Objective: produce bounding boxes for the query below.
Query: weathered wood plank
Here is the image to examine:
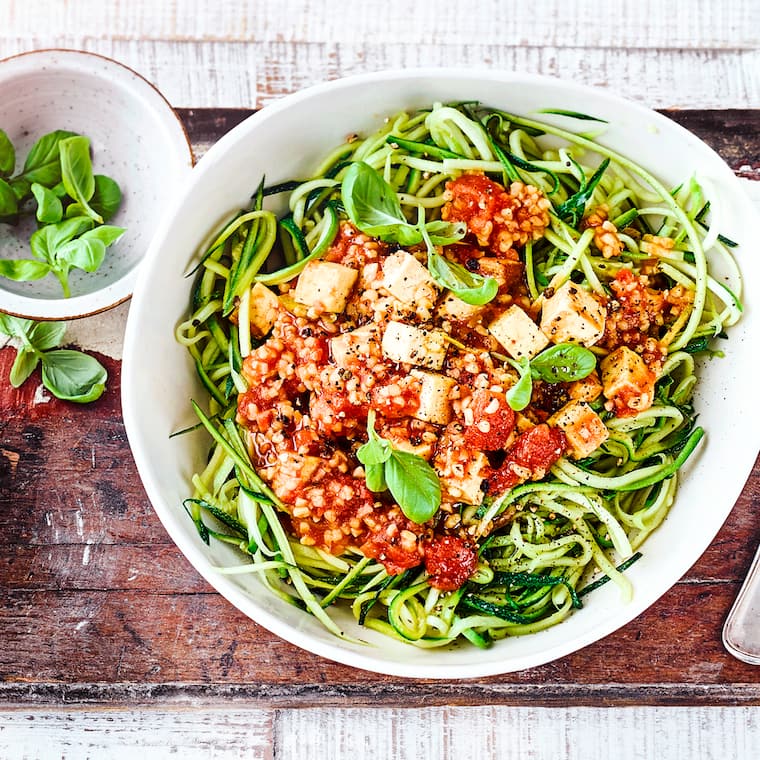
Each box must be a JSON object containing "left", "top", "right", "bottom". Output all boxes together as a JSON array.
[
  {"left": 0, "top": 707, "right": 274, "bottom": 760},
  {"left": 1, "top": 39, "right": 758, "bottom": 110}
]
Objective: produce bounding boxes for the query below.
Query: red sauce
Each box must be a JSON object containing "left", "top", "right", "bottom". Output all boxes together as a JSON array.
[
  {"left": 360, "top": 509, "right": 424, "bottom": 575},
  {"left": 424, "top": 535, "right": 478, "bottom": 591},
  {"left": 462, "top": 389, "right": 516, "bottom": 450},
  {"left": 488, "top": 424, "right": 567, "bottom": 493}
]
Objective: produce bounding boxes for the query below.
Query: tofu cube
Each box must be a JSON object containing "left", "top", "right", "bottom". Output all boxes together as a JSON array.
[
  {"left": 293, "top": 260, "right": 358, "bottom": 313},
  {"left": 436, "top": 291, "right": 484, "bottom": 323},
  {"left": 441, "top": 451, "right": 489, "bottom": 505},
  {"left": 540, "top": 281, "right": 606, "bottom": 347},
  {"left": 330, "top": 324, "right": 381, "bottom": 368},
  {"left": 410, "top": 370, "right": 457, "bottom": 425},
  {"left": 381, "top": 250, "right": 439, "bottom": 319},
  {"left": 600, "top": 346, "right": 656, "bottom": 415},
  {"left": 384, "top": 432, "right": 434, "bottom": 461},
  {"left": 488, "top": 305, "right": 549, "bottom": 360},
  {"left": 381, "top": 321, "right": 447, "bottom": 370},
  {"left": 248, "top": 282, "right": 280, "bottom": 338},
  {"left": 549, "top": 400, "right": 609, "bottom": 458},
  {"left": 567, "top": 370, "right": 603, "bottom": 403}
]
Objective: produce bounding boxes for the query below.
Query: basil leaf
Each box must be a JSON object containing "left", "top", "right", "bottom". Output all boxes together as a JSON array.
[
  {"left": 0, "top": 177, "right": 18, "bottom": 217},
  {"left": 0, "top": 258, "right": 51, "bottom": 281},
  {"left": 81, "top": 224, "right": 125, "bottom": 247},
  {"left": 356, "top": 409, "right": 392, "bottom": 466},
  {"left": 9, "top": 348, "right": 39, "bottom": 388},
  {"left": 364, "top": 462, "right": 388, "bottom": 493},
  {"left": 425, "top": 220, "right": 467, "bottom": 246},
  {"left": 0, "top": 129, "right": 15, "bottom": 177},
  {"left": 341, "top": 161, "right": 414, "bottom": 240},
  {"left": 21, "top": 130, "right": 78, "bottom": 186},
  {"left": 385, "top": 450, "right": 441, "bottom": 524},
  {"left": 9, "top": 177, "right": 31, "bottom": 201},
  {"left": 31, "top": 182, "right": 63, "bottom": 224},
  {"left": 427, "top": 250, "right": 498, "bottom": 306},
  {"left": 555, "top": 158, "right": 610, "bottom": 227},
  {"left": 40, "top": 349, "right": 107, "bottom": 403},
  {"left": 28, "top": 321, "right": 67, "bottom": 351},
  {"left": 90, "top": 174, "right": 122, "bottom": 221},
  {"left": 506, "top": 357, "right": 533, "bottom": 411},
  {"left": 0, "top": 314, "right": 34, "bottom": 339},
  {"left": 529, "top": 343, "right": 597, "bottom": 383},
  {"left": 59, "top": 136, "right": 103, "bottom": 223},
  {"left": 55, "top": 237, "right": 106, "bottom": 273}
]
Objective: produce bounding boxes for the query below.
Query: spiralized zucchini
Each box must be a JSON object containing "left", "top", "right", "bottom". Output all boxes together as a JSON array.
[{"left": 175, "top": 102, "right": 742, "bottom": 648}]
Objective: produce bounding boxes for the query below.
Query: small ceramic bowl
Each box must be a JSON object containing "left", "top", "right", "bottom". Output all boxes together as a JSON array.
[{"left": 0, "top": 49, "right": 193, "bottom": 320}]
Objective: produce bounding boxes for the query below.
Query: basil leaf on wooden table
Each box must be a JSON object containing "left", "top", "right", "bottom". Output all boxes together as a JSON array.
[
  {"left": 40, "top": 349, "right": 107, "bottom": 403},
  {"left": 9, "top": 348, "right": 39, "bottom": 388},
  {"left": 59, "top": 136, "right": 103, "bottom": 223},
  {"left": 31, "top": 182, "right": 63, "bottom": 224},
  {"left": 0, "top": 129, "right": 15, "bottom": 177}
]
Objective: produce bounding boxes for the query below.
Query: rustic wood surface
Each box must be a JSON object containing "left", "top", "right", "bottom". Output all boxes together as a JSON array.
[{"left": 1, "top": 108, "right": 758, "bottom": 712}]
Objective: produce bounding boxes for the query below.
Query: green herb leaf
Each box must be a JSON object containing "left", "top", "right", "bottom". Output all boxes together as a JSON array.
[
  {"left": 364, "top": 462, "right": 388, "bottom": 492},
  {"left": 356, "top": 410, "right": 393, "bottom": 466},
  {"left": 89, "top": 174, "right": 122, "bottom": 221},
  {"left": 506, "top": 357, "right": 533, "bottom": 411},
  {"left": 40, "top": 349, "right": 107, "bottom": 403},
  {"left": 59, "top": 136, "right": 103, "bottom": 223},
  {"left": 385, "top": 450, "right": 441, "bottom": 524},
  {"left": 427, "top": 250, "right": 498, "bottom": 305},
  {"left": 555, "top": 158, "right": 610, "bottom": 227},
  {"left": 28, "top": 321, "right": 67, "bottom": 351},
  {"left": 9, "top": 348, "right": 39, "bottom": 388},
  {"left": 529, "top": 343, "right": 597, "bottom": 383},
  {"left": 0, "top": 258, "right": 51, "bottom": 281},
  {"left": 31, "top": 182, "right": 63, "bottom": 224},
  {"left": 21, "top": 130, "right": 78, "bottom": 186},
  {"left": 0, "top": 314, "right": 33, "bottom": 339},
  {"left": 0, "top": 177, "right": 19, "bottom": 217},
  {"left": 341, "top": 161, "right": 411, "bottom": 240},
  {"left": 54, "top": 226, "right": 124, "bottom": 273},
  {"left": 0, "top": 129, "right": 15, "bottom": 177},
  {"left": 424, "top": 220, "right": 467, "bottom": 245},
  {"left": 29, "top": 216, "right": 95, "bottom": 264}
]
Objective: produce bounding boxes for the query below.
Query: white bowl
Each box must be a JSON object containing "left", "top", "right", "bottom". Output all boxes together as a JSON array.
[
  {"left": 122, "top": 69, "right": 760, "bottom": 678},
  {"left": 0, "top": 49, "right": 193, "bottom": 320}
]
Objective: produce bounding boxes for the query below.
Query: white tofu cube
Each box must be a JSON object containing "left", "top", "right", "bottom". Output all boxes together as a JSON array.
[
  {"left": 549, "top": 400, "right": 609, "bottom": 458},
  {"left": 330, "top": 324, "right": 381, "bottom": 368},
  {"left": 436, "top": 291, "right": 484, "bottom": 323},
  {"left": 600, "top": 346, "right": 656, "bottom": 415},
  {"left": 410, "top": 370, "right": 457, "bottom": 425},
  {"left": 248, "top": 282, "right": 280, "bottom": 338},
  {"left": 381, "top": 321, "right": 448, "bottom": 370},
  {"left": 567, "top": 370, "right": 603, "bottom": 403},
  {"left": 488, "top": 305, "right": 549, "bottom": 360},
  {"left": 381, "top": 250, "right": 439, "bottom": 319},
  {"left": 540, "top": 281, "right": 606, "bottom": 347},
  {"left": 441, "top": 451, "right": 489, "bottom": 505},
  {"left": 293, "top": 260, "right": 358, "bottom": 313}
]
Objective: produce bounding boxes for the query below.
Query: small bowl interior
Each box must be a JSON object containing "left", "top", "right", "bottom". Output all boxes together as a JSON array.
[{"left": 0, "top": 51, "right": 192, "bottom": 317}]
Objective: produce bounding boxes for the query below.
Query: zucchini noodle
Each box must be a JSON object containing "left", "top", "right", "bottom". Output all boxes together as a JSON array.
[{"left": 176, "top": 102, "right": 742, "bottom": 650}]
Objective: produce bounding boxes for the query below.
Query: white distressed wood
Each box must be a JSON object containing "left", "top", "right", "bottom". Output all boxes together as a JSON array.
[
  {"left": 0, "top": 708, "right": 273, "bottom": 759},
  {"left": 2, "top": 0, "right": 758, "bottom": 50},
  {"left": 275, "top": 705, "right": 760, "bottom": 760},
  {"left": 1, "top": 38, "right": 758, "bottom": 109}
]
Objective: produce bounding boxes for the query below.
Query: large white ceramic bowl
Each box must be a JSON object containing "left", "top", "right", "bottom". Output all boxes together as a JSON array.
[
  {"left": 122, "top": 69, "right": 759, "bottom": 678},
  {"left": 0, "top": 49, "right": 193, "bottom": 319}
]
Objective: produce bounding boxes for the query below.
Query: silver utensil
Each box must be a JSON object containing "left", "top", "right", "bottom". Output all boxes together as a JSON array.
[{"left": 723, "top": 543, "right": 760, "bottom": 664}]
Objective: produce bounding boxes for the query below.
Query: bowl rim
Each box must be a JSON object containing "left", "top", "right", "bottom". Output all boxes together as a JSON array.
[
  {"left": 123, "top": 67, "right": 760, "bottom": 678},
  {"left": 0, "top": 48, "right": 194, "bottom": 321}
]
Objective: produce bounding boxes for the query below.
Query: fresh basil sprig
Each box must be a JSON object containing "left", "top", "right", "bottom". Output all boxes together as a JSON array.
[
  {"left": 555, "top": 158, "right": 610, "bottom": 227},
  {"left": 341, "top": 161, "right": 498, "bottom": 305},
  {"left": 0, "top": 314, "right": 107, "bottom": 403},
  {"left": 356, "top": 410, "right": 441, "bottom": 524},
  {"left": 505, "top": 342, "right": 597, "bottom": 411},
  {"left": 0, "top": 129, "right": 124, "bottom": 295}
]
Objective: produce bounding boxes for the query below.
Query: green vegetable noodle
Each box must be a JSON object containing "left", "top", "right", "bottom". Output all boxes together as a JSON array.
[{"left": 176, "top": 101, "right": 743, "bottom": 650}]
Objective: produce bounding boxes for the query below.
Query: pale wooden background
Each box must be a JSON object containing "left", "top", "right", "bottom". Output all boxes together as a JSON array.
[{"left": 1, "top": 1, "right": 759, "bottom": 758}]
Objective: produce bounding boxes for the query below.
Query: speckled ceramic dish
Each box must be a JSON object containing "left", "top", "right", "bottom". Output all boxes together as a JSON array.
[{"left": 0, "top": 49, "right": 193, "bottom": 320}]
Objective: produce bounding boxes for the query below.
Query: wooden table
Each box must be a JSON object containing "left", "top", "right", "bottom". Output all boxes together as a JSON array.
[{"left": 1, "top": 2, "right": 760, "bottom": 757}]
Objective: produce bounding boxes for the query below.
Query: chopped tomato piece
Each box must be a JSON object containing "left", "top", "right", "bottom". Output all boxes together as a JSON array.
[
  {"left": 424, "top": 535, "right": 478, "bottom": 591},
  {"left": 488, "top": 424, "right": 567, "bottom": 493},
  {"left": 463, "top": 389, "right": 516, "bottom": 450}
]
